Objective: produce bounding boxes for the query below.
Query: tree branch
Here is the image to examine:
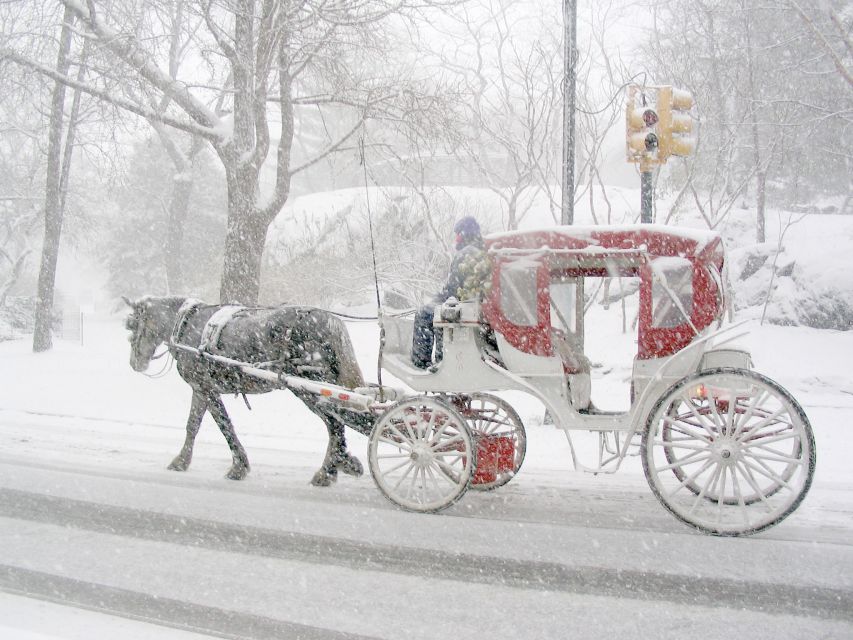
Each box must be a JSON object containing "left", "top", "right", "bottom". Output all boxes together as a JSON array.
[
  {"left": 62, "top": 0, "right": 223, "bottom": 129},
  {"left": 1, "top": 49, "right": 221, "bottom": 140}
]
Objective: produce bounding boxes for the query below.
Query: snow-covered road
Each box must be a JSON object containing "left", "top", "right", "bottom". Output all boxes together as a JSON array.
[{"left": 1, "top": 316, "right": 852, "bottom": 638}]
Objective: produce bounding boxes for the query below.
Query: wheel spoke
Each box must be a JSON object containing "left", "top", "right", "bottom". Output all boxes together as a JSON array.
[
  {"left": 735, "top": 460, "right": 775, "bottom": 511},
  {"left": 678, "top": 394, "right": 718, "bottom": 437},
  {"left": 425, "top": 408, "right": 438, "bottom": 436},
  {"left": 433, "top": 452, "right": 464, "bottom": 462},
  {"left": 688, "top": 463, "right": 722, "bottom": 514},
  {"left": 435, "top": 458, "right": 462, "bottom": 484},
  {"left": 655, "top": 438, "right": 710, "bottom": 452},
  {"left": 378, "top": 434, "right": 412, "bottom": 450},
  {"left": 379, "top": 458, "right": 413, "bottom": 476},
  {"left": 425, "top": 464, "right": 443, "bottom": 494},
  {"left": 705, "top": 390, "right": 726, "bottom": 432},
  {"left": 667, "top": 458, "right": 714, "bottom": 499},
  {"left": 655, "top": 451, "right": 712, "bottom": 473},
  {"left": 745, "top": 450, "right": 805, "bottom": 466},
  {"left": 390, "top": 461, "right": 415, "bottom": 490},
  {"left": 725, "top": 384, "right": 738, "bottom": 435},
  {"left": 730, "top": 466, "right": 751, "bottom": 527},
  {"left": 732, "top": 389, "right": 770, "bottom": 439},
  {"left": 740, "top": 457, "right": 794, "bottom": 493},
  {"left": 386, "top": 421, "right": 413, "bottom": 447},
  {"left": 377, "top": 452, "right": 412, "bottom": 459},
  {"left": 741, "top": 431, "right": 797, "bottom": 449},
  {"left": 432, "top": 434, "right": 464, "bottom": 451},
  {"left": 716, "top": 465, "right": 727, "bottom": 523},
  {"left": 405, "top": 464, "right": 420, "bottom": 501},
  {"left": 738, "top": 405, "right": 790, "bottom": 441},
  {"left": 663, "top": 414, "right": 712, "bottom": 443}
]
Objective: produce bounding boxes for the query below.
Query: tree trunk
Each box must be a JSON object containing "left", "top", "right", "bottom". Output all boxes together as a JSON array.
[
  {"left": 219, "top": 209, "right": 268, "bottom": 305},
  {"left": 755, "top": 169, "right": 767, "bottom": 243},
  {"left": 33, "top": 5, "right": 74, "bottom": 352},
  {"left": 742, "top": 1, "right": 766, "bottom": 244},
  {"left": 164, "top": 173, "right": 194, "bottom": 294},
  {"left": 219, "top": 167, "right": 267, "bottom": 304}
]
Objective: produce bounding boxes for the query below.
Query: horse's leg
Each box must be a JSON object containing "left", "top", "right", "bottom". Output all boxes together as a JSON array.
[
  {"left": 206, "top": 394, "right": 251, "bottom": 480},
  {"left": 328, "top": 417, "right": 364, "bottom": 477},
  {"left": 295, "top": 392, "right": 363, "bottom": 487},
  {"left": 168, "top": 390, "right": 208, "bottom": 472},
  {"left": 312, "top": 418, "right": 364, "bottom": 487}
]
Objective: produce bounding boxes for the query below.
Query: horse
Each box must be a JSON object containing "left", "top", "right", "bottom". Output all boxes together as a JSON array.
[{"left": 123, "top": 295, "right": 370, "bottom": 486}]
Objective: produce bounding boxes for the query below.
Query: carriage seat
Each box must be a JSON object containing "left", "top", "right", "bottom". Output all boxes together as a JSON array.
[{"left": 551, "top": 328, "right": 591, "bottom": 410}]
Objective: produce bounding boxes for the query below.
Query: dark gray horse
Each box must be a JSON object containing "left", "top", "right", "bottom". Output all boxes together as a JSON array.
[{"left": 124, "top": 295, "right": 369, "bottom": 485}]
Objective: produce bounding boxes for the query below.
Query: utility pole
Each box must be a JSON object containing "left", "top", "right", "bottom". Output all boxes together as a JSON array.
[{"left": 561, "top": 0, "right": 577, "bottom": 225}]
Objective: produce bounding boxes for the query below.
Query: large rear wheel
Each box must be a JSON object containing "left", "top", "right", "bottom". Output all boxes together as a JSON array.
[
  {"left": 368, "top": 396, "right": 475, "bottom": 512},
  {"left": 642, "top": 368, "right": 815, "bottom": 536}
]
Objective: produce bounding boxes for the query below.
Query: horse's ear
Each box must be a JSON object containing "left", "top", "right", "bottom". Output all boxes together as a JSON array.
[{"left": 121, "top": 296, "right": 134, "bottom": 308}]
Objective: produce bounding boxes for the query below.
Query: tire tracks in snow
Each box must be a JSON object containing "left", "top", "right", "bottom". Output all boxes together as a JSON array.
[
  {"left": 0, "top": 565, "right": 378, "bottom": 640},
  {"left": 1, "top": 487, "right": 851, "bottom": 623}
]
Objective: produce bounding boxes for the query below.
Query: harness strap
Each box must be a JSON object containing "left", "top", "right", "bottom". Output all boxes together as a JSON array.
[
  {"left": 170, "top": 298, "right": 203, "bottom": 351},
  {"left": 199, "top": 305, "right": 244, "bottom": 352}
]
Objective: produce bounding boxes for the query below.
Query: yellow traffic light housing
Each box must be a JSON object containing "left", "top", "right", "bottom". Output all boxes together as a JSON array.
[
  {"left": 626, "top": 85, "right": 696, "bottom": 167},
  {"left": 657, "top": 86, "right": 695, "bottom": 161},
  {"left": 626, "top": 86, "right": 660, "bottom": 168}
]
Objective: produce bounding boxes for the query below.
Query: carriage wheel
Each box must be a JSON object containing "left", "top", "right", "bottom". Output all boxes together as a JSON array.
[
  {"left": 368, "top": 396, "right": 475, "bottom": 513},
  {"left": 642, "top": 368, "right": 815, "bottom": 536},
  {"left": 452, "top": 393, "right": 526, "bottom": 491}
]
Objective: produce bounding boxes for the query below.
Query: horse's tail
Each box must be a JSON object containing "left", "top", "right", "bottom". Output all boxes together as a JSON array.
[{"left": 324, "top": 313, "right": 364, "bottom": 389}]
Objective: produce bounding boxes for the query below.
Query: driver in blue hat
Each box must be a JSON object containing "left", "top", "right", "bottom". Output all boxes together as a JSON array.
[{"left": 411, "top": 216, "right": 484, "bottom": 369}]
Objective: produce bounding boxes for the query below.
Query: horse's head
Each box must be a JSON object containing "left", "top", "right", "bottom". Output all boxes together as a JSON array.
[{"left": 123, "top": 296, "right": 178, "bottom": 372}]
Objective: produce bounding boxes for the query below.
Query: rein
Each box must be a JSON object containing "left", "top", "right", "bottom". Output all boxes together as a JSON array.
[{"left": 140, "top": 346, "right": 174, "bottom": 378}]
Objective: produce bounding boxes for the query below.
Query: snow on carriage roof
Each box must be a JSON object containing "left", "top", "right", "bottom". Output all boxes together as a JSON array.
[{"left": 486, "top": 223, "right": 722, "bottom": 257}]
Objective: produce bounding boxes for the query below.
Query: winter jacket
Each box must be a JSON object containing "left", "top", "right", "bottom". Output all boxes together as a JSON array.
[{"left": 434, "top": 240, "right": 489, "bottom": 303}]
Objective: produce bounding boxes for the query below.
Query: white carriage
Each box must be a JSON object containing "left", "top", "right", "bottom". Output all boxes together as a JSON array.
[{"left": 366, "top": 224, "right": 815, "bottom": 536}]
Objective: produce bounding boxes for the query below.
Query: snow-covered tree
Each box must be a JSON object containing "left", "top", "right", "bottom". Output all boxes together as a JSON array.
[
  {"left": 642, "top": 0, "right": 852, "bottom": 237},
  {"left": 4, "top": 0, "right": 455, "bottom": 305}
]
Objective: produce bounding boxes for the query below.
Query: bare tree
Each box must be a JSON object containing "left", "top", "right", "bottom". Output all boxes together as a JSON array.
[
  {"left": 435, "top": 0, "right": 563, "bottom": 230},
  {"left": 4, "top": 0, "right": 446, "bottom": 304},
  {"left": 32, "top": 4, "right": 77, "bottom": 351},
  {"left": 643, "top": 0, "right": 852, "bottom": 236}
]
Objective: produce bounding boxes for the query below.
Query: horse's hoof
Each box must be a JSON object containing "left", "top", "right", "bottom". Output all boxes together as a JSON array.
[
  {"left": 338, "top": 456, "right": 363, "bottom": 477},
  {"left": 310, "top": 470, "right": 337, "bottom": 487},
  {"left": 225, "top": 465, "right": 249, "bottom": 481},
  {"left": 168, "top": 457, "right": 190, "bottom": 471}
]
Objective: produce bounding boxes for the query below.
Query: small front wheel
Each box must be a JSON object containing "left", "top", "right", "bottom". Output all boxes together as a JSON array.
[
  {"left": 368, "top": 396, "right": 475, "bottom": 512},
  {"left": 642, "top": 368, "right": 815, "bottom": 536}
]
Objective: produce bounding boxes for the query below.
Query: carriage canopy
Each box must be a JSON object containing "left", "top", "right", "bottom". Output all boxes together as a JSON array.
[{"left": 481, "top": 224, "right": 725, "bottom": 361}]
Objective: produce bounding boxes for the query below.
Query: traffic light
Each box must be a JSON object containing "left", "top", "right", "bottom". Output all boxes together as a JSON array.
[
  {"left": 626, "top": 86, "right": 660, "bottom": 166},
  {"left": 657, "top": 86, "right": 695, "bottom": 161}
]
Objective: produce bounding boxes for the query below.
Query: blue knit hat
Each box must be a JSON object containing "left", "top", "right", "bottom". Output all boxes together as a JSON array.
[{"left": 453, "top": 216, "right": 481, "bottom": 239}]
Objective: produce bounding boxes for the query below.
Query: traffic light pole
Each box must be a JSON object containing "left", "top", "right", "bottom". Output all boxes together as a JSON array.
[
  {"left": 640, "top": 162, "right": 654, "bottom": 223},
  {"left": 561, "top": 0, "right": 577, "bottom": 225}
]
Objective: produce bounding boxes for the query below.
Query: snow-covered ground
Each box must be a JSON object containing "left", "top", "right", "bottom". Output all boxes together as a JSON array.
[
  {"left": 1, "top": 185, "right": 852, "bottom": 638},
  {"left": 1, "top": 308, "right": 851, "bottom": 638}
]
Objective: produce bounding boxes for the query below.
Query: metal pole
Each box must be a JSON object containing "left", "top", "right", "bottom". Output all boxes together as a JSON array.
[
  {"left": 640, "top": 168, "right": 654, "bottom": 223},
  {"left": 561, "top": 0, "right": 577, "bottom": 226}
]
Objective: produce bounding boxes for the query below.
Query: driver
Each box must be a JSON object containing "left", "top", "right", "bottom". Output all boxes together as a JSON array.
[{"left": 411, "top": 216, "right": 485, "bottom": 369}]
